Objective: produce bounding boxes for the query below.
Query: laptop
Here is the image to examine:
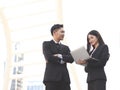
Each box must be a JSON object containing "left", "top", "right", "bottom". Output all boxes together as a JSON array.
[{"left": 70, "top": 46, "right": 90, "bottom": 63}]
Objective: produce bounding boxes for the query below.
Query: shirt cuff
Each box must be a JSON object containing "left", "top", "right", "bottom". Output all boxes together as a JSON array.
[{"left": 57, "top": 54, "right": 65, "bottom": 64}]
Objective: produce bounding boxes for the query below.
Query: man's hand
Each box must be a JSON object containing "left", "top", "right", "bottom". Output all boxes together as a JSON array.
[
  {"left": 53, "top": 54, "right": 65, "bottom": 64},
  {"left": 53, "top": 54, "right": 62, "bottom": 58}
]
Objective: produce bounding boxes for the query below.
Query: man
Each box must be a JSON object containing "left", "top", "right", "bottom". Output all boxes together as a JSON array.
[{"left": 42, "top": 24, "right": 74, "bottom": 90}]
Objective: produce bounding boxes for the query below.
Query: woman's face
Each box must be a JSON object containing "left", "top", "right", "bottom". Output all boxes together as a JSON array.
[{"left": 88, "top": 34, "right": 99, "bottom": 46}]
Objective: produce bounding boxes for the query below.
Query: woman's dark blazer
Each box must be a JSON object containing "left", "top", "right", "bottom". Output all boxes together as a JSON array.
[{"left": 85, "top": 44, "right": 110, "bottom": 83}]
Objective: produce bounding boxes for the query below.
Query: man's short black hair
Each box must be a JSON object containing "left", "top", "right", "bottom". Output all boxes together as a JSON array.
[{"left": 51, "top": 24, "right": 63, "bottom": 36}]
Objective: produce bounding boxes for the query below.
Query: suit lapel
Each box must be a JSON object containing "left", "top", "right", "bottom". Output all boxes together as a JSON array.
[
  {"left": 92, "top": 45, "right": 104, "bottom": 59},
  {"left": 50, "top": 40, "right": 63, "bottom": 53}
]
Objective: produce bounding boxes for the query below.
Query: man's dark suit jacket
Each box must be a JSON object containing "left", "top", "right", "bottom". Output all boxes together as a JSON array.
[
  {"left": 42, "top": 40, "right": 74, "bottom": 84},
  {"left": 85, "top": 44, "right": 110, "bottom": 83}
]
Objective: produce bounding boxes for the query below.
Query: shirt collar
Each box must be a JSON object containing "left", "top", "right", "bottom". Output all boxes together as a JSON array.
[{"left": 53, "top": 39, "right": 61, "bottom": 44}]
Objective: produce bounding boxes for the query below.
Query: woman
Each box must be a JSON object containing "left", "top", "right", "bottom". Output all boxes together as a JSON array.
[{"left": 78, "top": 30, "right": 110, "bottom": 90}]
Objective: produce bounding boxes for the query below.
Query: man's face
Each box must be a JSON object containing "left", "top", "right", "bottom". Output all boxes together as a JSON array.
[{"left": 53, "top": 28, "right": 65, "bottom": 41}]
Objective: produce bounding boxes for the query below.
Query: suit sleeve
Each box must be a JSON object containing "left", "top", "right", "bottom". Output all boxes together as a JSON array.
[
  {"left": 87, "top": 45, "right": 110, "bottom": 68},
  {"left": 42, "top": 41, "right": 61, "bottom": 63},
  {"left": 62, "top": 46, "right": 74, "bottom": 63}
]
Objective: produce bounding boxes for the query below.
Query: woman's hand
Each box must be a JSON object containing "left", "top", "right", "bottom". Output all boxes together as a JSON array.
[{"left": 76, "top": 59, "right": 87, "bottom": 65}]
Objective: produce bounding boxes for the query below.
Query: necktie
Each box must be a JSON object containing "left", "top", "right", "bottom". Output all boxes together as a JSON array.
[
  {"left": 56, "top": 43, "right": 60, "bottom": 48},
  {"left": 56, "top": 43, "right": 61, "bottom": 52}
]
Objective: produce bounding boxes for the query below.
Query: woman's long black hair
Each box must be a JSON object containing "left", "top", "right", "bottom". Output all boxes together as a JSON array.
[{"left": 87, "top": 30, "right": 105, "bottom": 53}]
